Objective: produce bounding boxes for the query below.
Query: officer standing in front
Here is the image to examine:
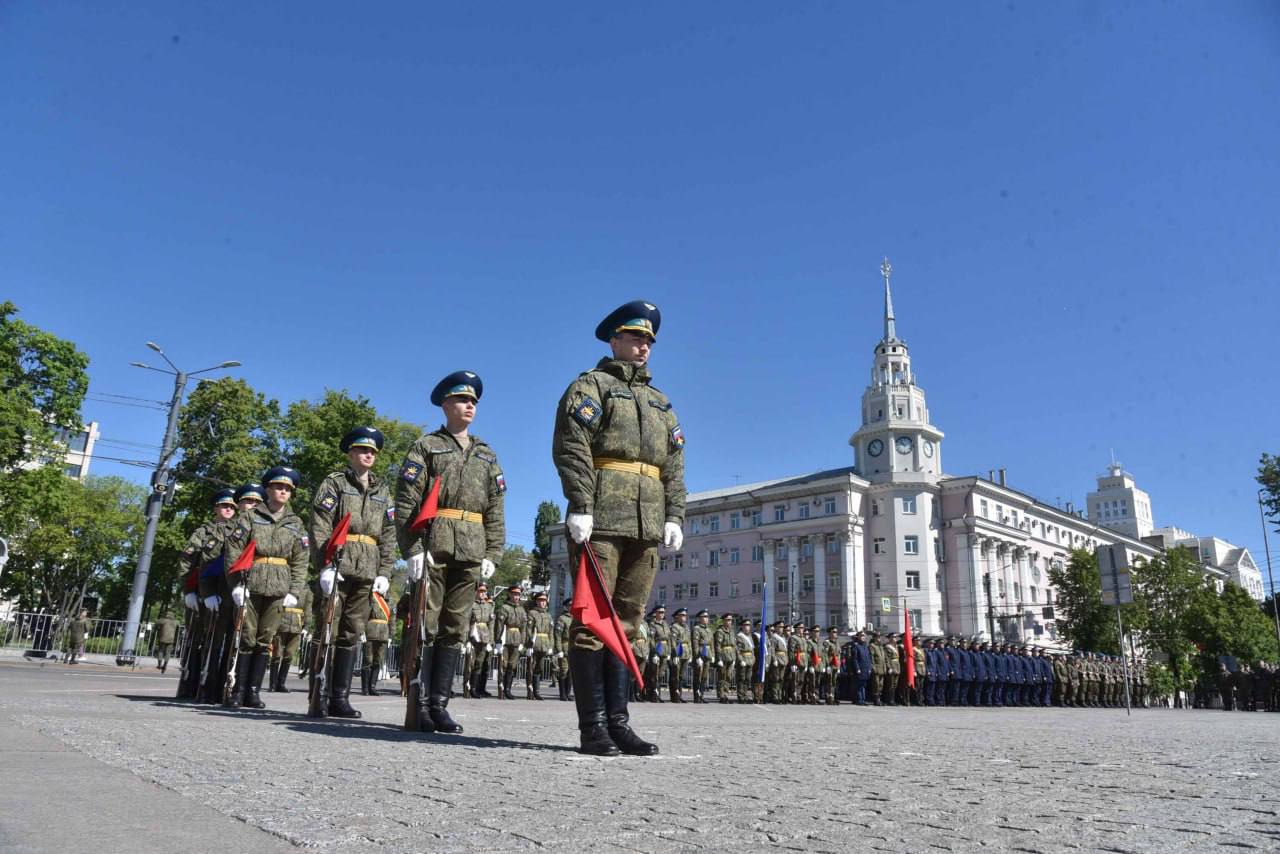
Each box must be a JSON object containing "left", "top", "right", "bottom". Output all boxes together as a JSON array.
[
  {"left": 552, "top": 300, "right": 686, "bottom": 756},
  {"left": 396, "top": 374, "right": 505, "bottom": 732}
]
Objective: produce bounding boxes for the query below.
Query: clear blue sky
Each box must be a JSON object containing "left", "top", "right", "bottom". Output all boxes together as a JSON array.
[{"left": 4, "top": 4, "right": 1278, "bottom": 582}]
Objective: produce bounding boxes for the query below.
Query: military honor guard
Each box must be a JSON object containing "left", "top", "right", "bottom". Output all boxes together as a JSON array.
[
  {"left": 552, "top": 300, "right": 686, "bottom": 756},
  {"left": 395, "top": 373, "right": 505, "bottom": 733},
  {"left": 554, "top": 597, "right": 574, "bottom": 701},
  {"left": 153, "top": 609, "right": 178, "bottom": 673},
  {"left": 645, "top": 605, "right": 670, "bottom": 703},
  {"left": 713, "top": 612, "right": 737, "bottom": 704},
  {"left": 668, "top": 607, "right": 691, "bottom": 703},
  {"left": 734, "top": 618, "right": 757, "bottom": 704},
  {"left": 525, "top": 591, "right": 554, "bottom": 700},
  {"left": 271, "top": 583, "right": 311, "bottom": 692},
  {"left": 467, "top": 584, "right": 496, "bottom": 698},
  {"left": 362, "top": 586, "right": 393, "bottom": 696},
  {"left": 691, "top": 609, "right": 714, "bottom": 703},
  {"left": 177, "top": 488, "right": 239, "bottom": 699},
  {"left": 495, "top": 584, "right": 526, "bottom": 700}
]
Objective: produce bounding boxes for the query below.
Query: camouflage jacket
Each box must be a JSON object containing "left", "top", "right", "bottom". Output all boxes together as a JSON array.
[
  {"left": 869, "top": 641, "right": 887, "bottom": 674},
  {"left": 648, "top": 619, "right": 671, "bottom": 659},
  {"left": 280, "top": 586, "right": 312, "bottom": 635},
  {"left": 787, "top": 634, "right": 806, "bottom": 669},
  {"left": 553, "top": 611, "right": 573, "bottom": 654},
  {"left": 883, "top": 641, "right": 901, "bottom": 674},
  {"left": 395, "top": 428, "right": 505, "bottom": 564},
  {"left": 670, "top": 622, "right": 691, "bottom": 661},
  {"left": 181, "top": 519, "right": 226, "bottom": 599},
  {"left": 632, "top": 622, "right": 650, "bottom": 660},
  {"left": 310, "top": 467, "right": 396, "bottom": 580},
  {"left": 768, "top": 633, "right": 788, "bottom": 667},
  {"left": 155, "top": 617, "right": 178, "bottom": 645},
  {"left": 69, "top": 618, "right": 90, "bottom": 643},
  {"left": 495, "top": 601, "right": 526, "bottom": 647},
  {"left": 221, "top": 503, "right": 309, "bottom": 599},
  {"left": 526, "top": 607, "right": 553, "bottom": 654},
  {"left": 714, "top": 625, "right": 737, "bottom": 665},
  {"left": 691, "top": 624, "right": 715, "bottom": 661},
  {"left": 470, "top": 601, "right": 495, "bottom": 645},
  {"left": 735, "top": 630, "right": 756, "bottom": 667},
  {"left": 823, "top": 639, "right": 842, "bottom": 671},
  {"left": 365, "top": 592, "right": 392, "bottom": 642},
  {"left": 551, "top": 358, "right": 686, "bottom": 541}
]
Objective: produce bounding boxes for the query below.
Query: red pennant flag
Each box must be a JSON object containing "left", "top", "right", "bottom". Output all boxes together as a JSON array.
[
  {"left": 228, "top": 540, "right": 256, "bottom": 574},
  {"left": 903, "top": 606, "right": 915, "bottom": 689},
  {"left": 182, "top": 567, "right": 198, "bottom": 592},
  {"left": 572, "top": 547, "right": 644, "bottom": 690},
  {"left": 323, "top": 513, "right": 352, "bottom": 565},
  {"left": 372, "top": 591, "right": 391, "bottom": 622},
  {"left": 409, "top": 477, "right": 441, "bottom": 533}
]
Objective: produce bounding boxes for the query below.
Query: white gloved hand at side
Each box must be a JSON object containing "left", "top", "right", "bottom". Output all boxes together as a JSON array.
[
  {"left": 230, "top": 586, "right": 246, "bottom": 608},
  {"left": 408, "top": 553, "right": 424, "bottom": 581},
  {"left": 203, "top": 595, "right": 221, "bottom": 610},
  {"left": 651, "top": 656, "right": 660, "bottom": 665},
  {"left": 372, "top": 576, "right": 389, "bottom": 595},
  {"left": 663, "top": 521, "right": 683, "bottom": 551},
  {"left": 319, "top": 567, "right": 337, "bottom": 596},
  {"left": 480, "top": 559, "right": 496, "bottom": 579},
  {"left": 184, "top": 592, "right": 198, "bottom": 610},
  {"left": 556, "top": 651, "right": 564, "bottom": 659},
  {"left": 566, "top": 513, "right": 593, "bottom": 544},
  {"left": 282, "top": 593, "right": 298, "bottom": 608},
  {"left": 425, "top": 550, "right": 442, "bottom": 569}
]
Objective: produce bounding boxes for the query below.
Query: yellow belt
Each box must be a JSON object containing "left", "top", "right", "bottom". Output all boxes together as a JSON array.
[
  {"left": 436, "top": 508, "right": 484, "bottom": 524},
  {"left": 284, "top": 608, "right": 304, "bottom": 614},
  {"left": 347, "top": 534, "right": 377, "bottom": 546},
  {"left": 594, "top": 458, "right": 661, "bottom": 480},
  {"left": 369, "top": 618, "right": 388, "bottom": 624},
  {"left": 255, "top": 557, "right": 288, "bottom": 566},
  {"left": 475, "top": 622, "right": 488, "bottom": 627},
  {"left": 537, "top": 632, "right": 550, "bottom": 637},
  {"left": 720, "top": 645, "right": 736, "bottom": 651}
]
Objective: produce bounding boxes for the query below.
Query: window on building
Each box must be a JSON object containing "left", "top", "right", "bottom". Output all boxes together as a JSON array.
[
  {"left": 906, "top": 570, "right": 920, "bottom": 590},
  {"left": 659, "top": 557, "right": 667, "bottom": 572},
  {"left": 873, "top": 537, "right": 886, "bottom": 555},
  {"left": 774, "top": 505, "right": 786, "bottom": 522},
  {"left": 802, "top": 540, "right": 813, "bottom": 559},
  {"left": 1011, "top": 510, "right": 1018, "bottom": 526},
  {"left": 709, "top": 515, "right": 720, "bottom": 532},
  {"left": 980, "top": 499, "right": 989, "bottom": 518},
  {"left": 1013, "top": 581, "right": 1021, "bottom": 601},
  {"left": 708, "top": 581, "right": 719, "bottom": 598},
  {"left": 802, "top": 574, "right": 814, "bottom": 593},
  {"left": 998, "top": 578, "right": 1006, "bottom": 597},
  {"left": 826, "top": 537, "right": 839, "bottom": 555},
  {"left": 729, "top": 547, "right": 740, "bottom": 565},
  {"left": 874, "top": 572, "right": 881, "bottom": 590},
  {"left": 674, "top": 554, "right": 683, "bottom": 570},
  {"left": 690, "top": 553, "right": 700, "bottom": 569},
  {"left": 824, "top": 497, "right": 836, "bottom": 515},
  {"left": 708, "top": 550, "right": 720, "bottom": 567},
  {"left": 872, "top": 500, "right": 881, "bottom": 516},
  {"left": 829, "top": 611, "right": 842, "bottom": 629},
  {"left": 730, "top": 580, "right": 739, "bottom": 598},
  {"left": 827, "top": 571, "right": 841, "bottom": 590},
  {"left": 64, "top": 463, "right": 83, "bottom": 479},
  {"left": 996, "top": 504, "right": 1004, "bottom": 521},
  {"left": 777, "top": 543, "right": 788, "bottom": 560},
  {"left": 674, "top": 584, "right": 685, "bottom": 601},
  {"left": 904, "top": 535, "right": 919, "bottom": 555},
  {"left": 688, "top": 583, "right": 699, "bottom": 600},
  {"left": 730, "top": 511, "right": 741, "bottom": 530},
  {"left": 658, "top": 586, "right": 667, "bottom": 602},
  {"left": 776, "top": 577, "right": 788, "bottom": 594},
  {"left": 751, "top": 510, "right": 762, "bottom": 527},
  {"left": 909, "top": 609, "right": 922, "bottom": 630},
  {"left": 936, "top": 571, "right": 943, "bottom": 590},
  {"left": 902, "top": 496, "right": 917, "bottom": 514},
  {"left": 751, "top": 545, "right": 763, "bottom": 562},
  {"left": 691, "top": 518, "right": 700, "bottom": 535},
  {"left": 1030, "top": 585, "right": 1038, "bottom": 603},
  {"left": 798, "top": 503, "right": 810, "bottom": 519},
  {"left": 750, "top": 578, "right": 762, "bottom": 595}
]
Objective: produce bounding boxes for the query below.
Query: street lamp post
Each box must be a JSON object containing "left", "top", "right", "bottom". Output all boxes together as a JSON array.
[
  {"left": 116, "top": 343, "right": 238, "bottom": 666},
  {"left": 1258, "top": 489, "right": 1280, "bottom": 654}
]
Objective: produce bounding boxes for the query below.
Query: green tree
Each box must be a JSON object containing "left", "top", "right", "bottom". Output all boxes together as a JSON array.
[
  {"left": 1132, "top": 547, "right": 1205, "bottom": 691},
  {"left": 493, "top": 545, "right": 531, "bottom": 590},
  {"left": 0, "top": 302, "right": 90, "bottom": 469},
  {"left": 529, "top": 500, "right": 562, "bottom": 586},
  {"left": 1259, "top": 452, "right": 1280, "bottom": 527},
  {"left": 1185, "top": 582, "right": 1279, "bottom": 664},
  {"left": 1047, "top": 549, "right": 1123, "bottom": 653}
]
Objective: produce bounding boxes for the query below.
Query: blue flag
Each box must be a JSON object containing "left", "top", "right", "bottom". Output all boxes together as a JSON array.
[
  {"left": 199, "top": 555, "right": 225, "bottom": 579},
  {"left": 757, "top": 585, "right": 768, "bottom": 683}
]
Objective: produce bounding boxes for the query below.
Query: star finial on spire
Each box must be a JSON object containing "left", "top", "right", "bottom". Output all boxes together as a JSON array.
[{"left": 881, "top": 256, "right": 897, "bottom": 342}]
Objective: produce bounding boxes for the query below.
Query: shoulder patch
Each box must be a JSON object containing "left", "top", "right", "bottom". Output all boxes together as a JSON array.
[
  {"left": 401, "top": 461, "right": 422, "bottom": 483},
  {"left": 319, "top": 494, "right": 337, "bottom": 511},
  {"left": 386, "top": 506, "right": 396, "bottom": 522},
  {"left": 301, "top": 534, "right": 310, "bottom": 548},
  {"left": 573, "top": 396, "right": 602, "bottom": 428},
  {"left": 494, "top": 472, "right": 507, "bottom": 494},
  {"left": 671, "top": 424, "right": 685, "bottom": 449}
]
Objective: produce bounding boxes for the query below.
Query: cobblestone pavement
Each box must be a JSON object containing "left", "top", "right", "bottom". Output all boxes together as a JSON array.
[{"left": 2, "top": 658, "right": 1277, "bottom": 853}]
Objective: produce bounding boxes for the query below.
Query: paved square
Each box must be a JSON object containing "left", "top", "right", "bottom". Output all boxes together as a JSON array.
[{"left": 1, "top": 658, "right": 1276, "bottom": 853}]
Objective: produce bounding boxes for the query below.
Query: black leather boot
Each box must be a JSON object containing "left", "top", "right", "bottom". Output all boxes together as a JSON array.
[
  {"left": 428, "top": 644, "right": 464, "bottom": 734},
  {"left": 245, "top": 651, "right": 268, "bottom": 709},
  {"left": 473, "top": 664, "right": 490, "bottom": 698},
  {"left": 225, "top": 653, "right": 251, "bottom": 708},
  {"left": 275, "top": 660, "right": 290, "bottom": 693},
  {"left": 327, "top": 646, "right": 362, "bottom": 718},
  {"left": 569, "top": 648, "right": 620, "bottom": 756},
  {"left": 414, "top": 645, "right": 435, "bottom": 732},
  {"left": 603, "top": 652, "right": 657, "bottom": 756},
  {"left": 532, "top": 672, "right": 544, "bottom": 700},
  {"left": 268, "top": 660, "right": 280, "bottom": 693},
  {"left": 360, "top": 666, "right": 371, "bottom": 696}
]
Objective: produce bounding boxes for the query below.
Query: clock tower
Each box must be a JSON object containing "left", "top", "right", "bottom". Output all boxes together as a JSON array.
[{"left": 850, "top": 258, "right": 947, "bottom": 635}]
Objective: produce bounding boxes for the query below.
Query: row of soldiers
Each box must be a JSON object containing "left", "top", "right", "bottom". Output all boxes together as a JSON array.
[
  {"left": 1214, "top": 661, "right": 1280, "bottom": 712},
  {"left": 625, "top": 611, "right": 1155, "bottom": 709}
]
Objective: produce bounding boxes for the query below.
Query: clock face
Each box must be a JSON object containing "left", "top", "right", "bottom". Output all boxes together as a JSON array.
[
  {"left": 923, "top": 440, "right": 935, "bottom": 458},
  {"left": 867, "top": 439, "right": 884, "bottom": 457},
  {"left": 895, "top": 436, "right": 913, "bottom": 454}
]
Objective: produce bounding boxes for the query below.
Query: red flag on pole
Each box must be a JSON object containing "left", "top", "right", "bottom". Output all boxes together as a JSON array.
[
  {"left": 228, "top": 540, "right": 256, "bottom": 574},
  {"left": 323, "top": 513, "right": 352, "bottom": 566},
  {"left": 182, "top": 567, "right": 198, "bottom": 592},
  {"left": 572, "top": 545, "right": 645, "bottom": 690},
  {"left": 903, "top": 601, "right": 915, "bottom": 689},
  {"left": 409, "top": 477, "right": 441, "bottom": 533}
]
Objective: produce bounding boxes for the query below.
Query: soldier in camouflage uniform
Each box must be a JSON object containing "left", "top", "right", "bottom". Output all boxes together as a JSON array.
[
  {"left": 525, "top": 591, "right": 553, "bottom": 700},
  {"left": 883, "top": 633, "right": 901, "bottom": 706},
  {"left": 804, "top": 625, "right": 822, "bottom": 705},
  {"left": 668, "top": 607, "right": 691, "bottom": 703},
  {"left": 468, "top": 584, "right": 496, "bottom": 699},
  {"left": 494, "top": 584, "right": 526, "bottom": 700},
  {"left": 396, "top": 374, "right": 505, "bottom": 733},
  {"left": 644, "top": 606, "right": 670, "bottom": 703},
  {"left": 219, "top": 468, "right": 309, "bottom": 710},
  {"left": 735, "top": 618, "right": 757, "bottom": 704},
  {"left": 154, "top": 610, "right": 178, "bottom": 673},
  {"left": 362, "top": 588, "right": 392, "bottom": 695},
  {"left": 308, "top": 428, "right": 396, "bottom": 718},
  {"left": 270, "top": 583, "right": 310, "bottom": 692},
  {"left": 714, "top": 612, "right": 737, "bottom": 703},
  {"left": 630, "top": 619, "right": 650, "bottom": 701},
  {"left": 691, "top": 609, "right": 715, "bottom": 703},
  {"left": 554, "top": 597, "right": 573, "bottom": 701},
  {"left": 178, "top": 488, "right": 239, "bottom": 700},
  {"left": 553, "top": 300, "right": 685, "bottom": 756}
]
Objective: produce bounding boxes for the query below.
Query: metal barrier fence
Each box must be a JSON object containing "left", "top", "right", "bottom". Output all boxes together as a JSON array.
[{"left": 1, "top": 611, "right": 187, "bottom": 661}]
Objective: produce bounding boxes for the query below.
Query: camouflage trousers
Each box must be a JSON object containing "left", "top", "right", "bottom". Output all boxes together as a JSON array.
[{"left": 569, "top": 536, "right": 657, "bottom": 651}]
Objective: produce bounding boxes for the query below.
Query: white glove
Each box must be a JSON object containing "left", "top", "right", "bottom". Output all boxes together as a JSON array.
[
  {"left": 184, "top": 592, "right": 198, "bottom": 610},
  {"left": 425, "top": 550, "right": 442, "bottom": 569},
  {"left": 517, "top": 644, "right": 524, "bottom": 653},
  {"left": 651, "top": 655, "right": 660, "bottom": 664},
  {"left": 789, "top": 664, "right": 797, "bottom": 672},
  {"left": 480, "top": 559, "right": 496, "bottom": 579},
  {"left": 408, "top": 553, "right": 424, "bottom": 581},
  {"left": 203, "top": 595, "right": 220, "bottom": 610},
  {"left": 485, "top": 643, "right": 492, "bottom": 653},
  {"left": 372, "top": 576, "right": 389, "bottom": 595},
  {"left": 282, "top": 593, "right": 298, "bottom": 608},
  {"left": 525, "top": 647, "right": 533, "bottom": 658},
  {"left": 319, "top": 567, "right": 337, "bottom": 596},
  {"left": 230, "top": 586, "right": 246, "bottom": 608},
  {"left": 566, "top": 513, "right": 593, "bottom": 544},
  {"left": 664, "top": 521, "right": 683, "bottom": 551},
  {"left": 556, "top": 651, "right": 564, "bottom": 660}
]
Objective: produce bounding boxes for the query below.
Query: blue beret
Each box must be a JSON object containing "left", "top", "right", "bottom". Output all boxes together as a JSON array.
[
  {"left": 340, "top": 426, "right": 384, "bottom": 453},
  {"left": 263, "top": 466, "right": 300, "bottom": 488},
  {"left": 595, "top": 300, "right": 661, "bottom": 343},
  {"left": 234, "top": 483, "right": 265, "bottom": 503},
  {"left": 430, "top": 371, "right": 483, "bottom": 407},
  {"left": 212, "top": 488, "right": 236, "bottom": 507}
]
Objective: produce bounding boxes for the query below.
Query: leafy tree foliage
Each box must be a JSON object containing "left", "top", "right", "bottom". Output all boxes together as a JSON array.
[
  {"left": 0, "top": 302, "right": 90, "bottom": 469},
  {"left": 529, "top": 500, "right": 562, "bottom": 586}
]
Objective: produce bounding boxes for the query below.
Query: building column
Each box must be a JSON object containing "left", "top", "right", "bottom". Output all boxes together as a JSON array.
[
  {"left": 842, "top": 522, "right": 865, "bottom": 631},
  {"left": 786, "top": 536, "right": 801, "bottom": 623},
  {"left": 762, "top": 539, "right": 776, "bottom": 624},
  {"left": 813, "top": 534, "right": 827, "bottom": 627},
  {"left": 964, "top": 533, "right": 984, "bottom": 641}
]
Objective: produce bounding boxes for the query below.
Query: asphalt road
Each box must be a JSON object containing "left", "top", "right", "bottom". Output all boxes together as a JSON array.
[{"left": 1, "top": 657, "right": 1276, "bottom": 853}]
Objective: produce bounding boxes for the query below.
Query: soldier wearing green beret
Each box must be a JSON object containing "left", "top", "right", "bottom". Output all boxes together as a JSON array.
[
  {"left": 396, "top": 374, "right": 505, "bottom": 732},
  {"left": 553, "top": 300, "right": 685, "bottom": 756}
]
